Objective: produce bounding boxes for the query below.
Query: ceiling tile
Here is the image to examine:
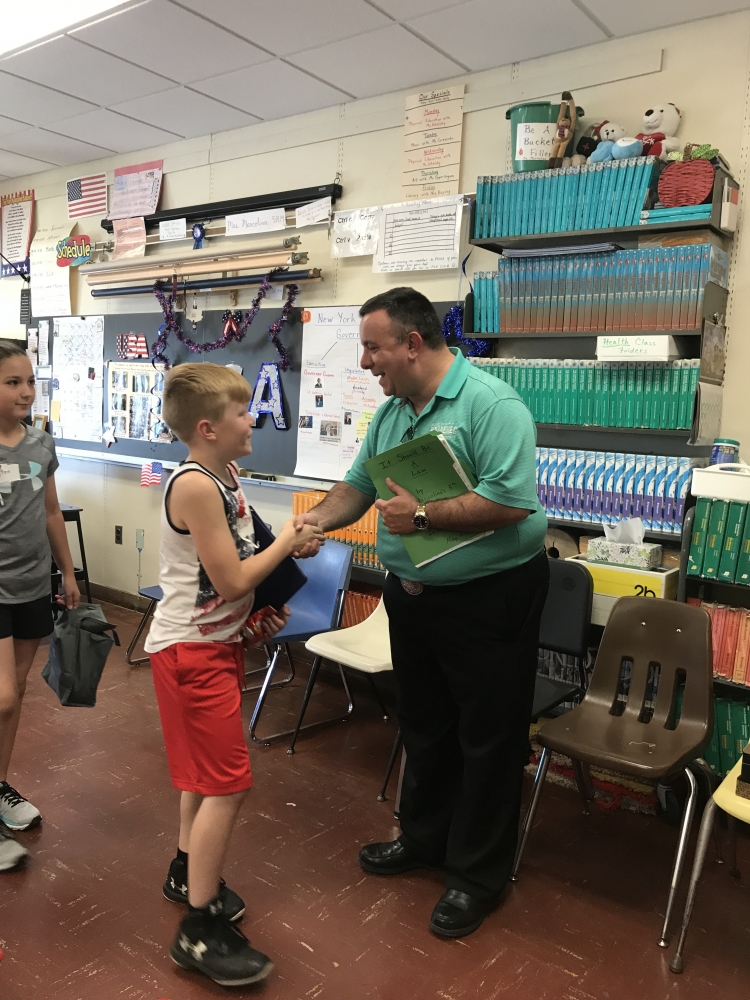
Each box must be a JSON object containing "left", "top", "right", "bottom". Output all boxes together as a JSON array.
[
  {"left": 193, "top": 61, "right": 349, "bottom": 120},
  {"left": 0, "top": 128, "right": 114, "bottom": 165},
  {"left": 407, "top": 0, "right": 606, "bottom": 71},
  {"left": 70, "top": 0, "right": 271, "bottom": 85},
  {"left": 112, "top": 86, "right": 259, "bottom": 137},
  {"left": 0, "top": 149, "right": 56, "bottom": 178},
  {"left": 288, "top": 24, "right": 463, "bottom": 98},
  {"left": 1, "top": 35, "right": 175, "bottom": 107},
  {"left": 179, "top": 0, "right": 391, "bottom": 55},
  {"left": 0, "top": 115, "right": 31, "bottom": 137},
  {"left": 53, "top": 108, "right": 181, "bottom": 154},
  {"left": 580, "top": 0, "right": 750, "bottom": 35},
  {"left": 0, "top": 72, "right": 96, "bottom": 126},
  {"left": 373, "top": 0, "right": 472, "bottom": 17}
]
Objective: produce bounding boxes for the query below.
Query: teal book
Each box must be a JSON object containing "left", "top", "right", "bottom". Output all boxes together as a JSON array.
[
  {"left": 593, "top": 362, "right": 603, "bottom": 425},
  {"left": 650, "top": 362, "right": 663, "bottom": 428},
  {"left": 625, "top": 362, "right": 636, "bottom": 428},
  {"left": 573, "top": 165, "right": 588, "bottom": 230},
  {"left": 685, "top": 245, "right": 701, "bottom": 328},
  {"left": 643, "top": 362, "right": 654, "bottom": 428},
  {"left": 550, "top": 257, "right": 561, "bottom": 331},
  {"left": 614, "top": 160, "right": 636, "bottom": 228},
  {"left": 672, "top": 246, "right": 686, "bottom": 329},
  {"left": 600, "top": 362, "right": 611, "bottom": 427},
  {"left": 664, "top": 248, "right": 677, "bottom": 329},
  {"left": 363, "top": 432, "right": 492, "bottom": 569},
  {"left": 669, "top": 361, "right": 681, "bottom": 430},
  {"left": 687, "top": 497, "right": 712, "bottom": 575},
  {"left": 677, "top": 359, "right": 691, "bottom": 429},
  {"left": 634, "top": 249, "right": 646, "bottom": 330},
  {"left": 475, "top": 176, "right": 486, "bottom": 238},
  {"left": 634, "top": 363, "right": 645, "bottom": 427}
]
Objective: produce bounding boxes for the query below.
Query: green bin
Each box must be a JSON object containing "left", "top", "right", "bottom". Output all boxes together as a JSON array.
[{"left": 506, "top": 100, "right": 584, "bottom": 172}]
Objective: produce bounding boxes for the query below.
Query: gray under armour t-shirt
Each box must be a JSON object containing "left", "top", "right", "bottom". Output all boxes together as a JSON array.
[{"left": 0, "top": 425, "right": 59, "bottom": 604}]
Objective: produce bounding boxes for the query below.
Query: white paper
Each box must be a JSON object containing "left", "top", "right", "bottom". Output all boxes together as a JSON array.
[
  {"left": 331, "top": 207, "right": 380, "bottom": 258},
  {"left": 159, "top": 218, "right": 186, "bottom": 241},
  {"left": 27, "top": 329, "right": 37, "bottom": 351},
  {"left": 37, "top": 320, "right": 49, "bottom": 366},
  {"left": 403, "top": 86, "right": 464, "bottom": 200},
  {"left": 30, "top": 222, "right": 72, "bottom": 317},
  {"left": 372, "top": 196, "right": 463, "bottom": 273},
  {"left": 0, "top": 464, "right": 21, "bottom": 485},
  {"left": 596, "top": 335, "right": 678, "bottom": 361},
  {"left": 294, "top": 306, "right": 386, "bottom": 481},
  {"left": 33, "top": 379, "right": 50, "bottom": 418},
  {"left": 515, "top": 121, "right": 557, "bottom": 161},
  {"left": 225, "top": 207, "right": 286, "bottom": 236},
  {"left": 295, "top": 196, "right": 332, "bottom": 228},
  {"left": 109, "top": 160, "right": 162, "bottom": 220},
  {"left": 52, "top": 316, "right": 104, "bottom": 442}
]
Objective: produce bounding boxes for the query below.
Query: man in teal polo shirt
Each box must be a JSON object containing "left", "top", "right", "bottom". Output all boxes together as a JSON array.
[{"left": 295, "top": 287, "right": 549, "bottom": 937}]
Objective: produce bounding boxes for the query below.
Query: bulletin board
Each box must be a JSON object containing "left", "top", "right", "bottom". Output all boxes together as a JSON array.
[{"left": 31, "top": 301, "right": 458, "bottom": 479}]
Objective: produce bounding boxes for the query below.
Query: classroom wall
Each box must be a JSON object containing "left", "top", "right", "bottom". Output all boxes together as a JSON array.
[{"left": 2, "top": 12, "right": 750, "bottom": 597}]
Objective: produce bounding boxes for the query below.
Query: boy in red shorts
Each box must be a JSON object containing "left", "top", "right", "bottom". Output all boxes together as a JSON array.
[{"left": 145, "top": 363, "right": 324, "bottom": 986}]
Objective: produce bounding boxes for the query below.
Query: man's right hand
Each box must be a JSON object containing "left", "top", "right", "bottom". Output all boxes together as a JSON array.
[{"left": 292, "top": 511, "right": 324, "bottom": 558}]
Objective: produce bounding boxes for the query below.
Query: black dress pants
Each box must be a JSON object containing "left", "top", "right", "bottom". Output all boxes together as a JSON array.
[{"left": 383, "top": 550, "right": 549, "bottom": 902}]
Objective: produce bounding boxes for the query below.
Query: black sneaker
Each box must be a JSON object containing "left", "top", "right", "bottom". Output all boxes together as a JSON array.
[
  {"left": 163, "top": 857, "right": 245, "bottom": 922},
  {"left": 170, "top": 897, "right": 273, "bottom": 987}
]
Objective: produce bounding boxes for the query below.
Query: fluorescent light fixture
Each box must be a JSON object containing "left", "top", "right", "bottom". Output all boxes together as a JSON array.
[{"left": 0, "top": 1, "right": 135, "bottom": 58}]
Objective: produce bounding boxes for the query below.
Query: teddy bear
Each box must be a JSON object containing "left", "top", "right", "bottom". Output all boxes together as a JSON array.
[
  {"left": 635, "top": 103, "right": 682, "bottom": 160},
  {"left": 573, "top": 121, "right": 627, "bottom": 164}
]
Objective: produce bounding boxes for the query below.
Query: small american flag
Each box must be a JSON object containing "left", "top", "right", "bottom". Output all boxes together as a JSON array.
[
  {"left": 67, "top": 173, "right": 108, "bottom": 219},
  {"left": 140, "top": 461, "right": 163, "bottom": 487}
]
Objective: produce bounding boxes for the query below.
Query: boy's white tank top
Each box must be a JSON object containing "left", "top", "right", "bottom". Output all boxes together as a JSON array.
[{"left": 145, "top": 461, "right": 257, "bottom": 654}]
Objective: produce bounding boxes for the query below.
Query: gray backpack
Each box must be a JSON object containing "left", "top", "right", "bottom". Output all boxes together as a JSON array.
[{"left": 42, "top": 603, "right": 120, "bottom": 707}]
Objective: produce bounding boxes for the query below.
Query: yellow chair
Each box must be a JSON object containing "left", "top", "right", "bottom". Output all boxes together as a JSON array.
[{"left": 670, "top": 757, "right": 750, "bottom": 973}]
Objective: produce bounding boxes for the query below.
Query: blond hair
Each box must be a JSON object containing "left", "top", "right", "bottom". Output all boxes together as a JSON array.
[{"left": 162, "top": 363, "right": 251, "bottom": 442}]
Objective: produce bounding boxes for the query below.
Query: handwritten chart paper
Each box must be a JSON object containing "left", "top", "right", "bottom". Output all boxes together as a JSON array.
[
  {"left": 373, "top": 196, "right": 463, "bottom": 273},
  {"left": 52, "top": 316, "right": 104, "bottom": 442},
  {"left": 113, "top": 217, "right": 147, "bottom": 259},
  {"left": 109, "top": 160, "right": 162, "bottom": 220},
  {"left": 331, "top": 206, "right": 380, "bottom": 257},
  {"left": 294, "top": 306, "right": 386, "bottom": 481},
  {"left": 1, "top": 190, "right": 33, "bottom": 277},
  {"left": 30, "top": 222, "right": 73, "bottom": 317},
  {"left": 402, "top": 86, "right": 464, "bottom": 201}
]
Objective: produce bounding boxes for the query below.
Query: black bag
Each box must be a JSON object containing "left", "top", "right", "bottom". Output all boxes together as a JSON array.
[{"left": 42, "top": 603, "right": 120, "bottom": 707}]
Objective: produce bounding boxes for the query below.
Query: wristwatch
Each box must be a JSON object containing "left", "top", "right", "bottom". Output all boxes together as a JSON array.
[{"left": 413, "top": 503, "right": 430, "bottom": 530}]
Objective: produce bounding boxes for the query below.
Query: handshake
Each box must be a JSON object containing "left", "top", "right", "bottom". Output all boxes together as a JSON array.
[{"left": 277, "top": 511, "right": 326, "bottom": 560}]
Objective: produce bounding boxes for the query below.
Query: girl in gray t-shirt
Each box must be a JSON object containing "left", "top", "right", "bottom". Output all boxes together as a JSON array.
[{"left": 0, "top": 341, "right": 80, "bottom": 871}]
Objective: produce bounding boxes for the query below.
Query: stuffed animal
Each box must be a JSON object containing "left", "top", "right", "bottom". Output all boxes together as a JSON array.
[
  {"left": 636, "top": 103, "right": 682, "bottom": 160},
  {"left": 547, "top": 91, "right": 577, "bottom": 169},
  {"left": 612, "top": 136, "right": 644, "bottom": 159},
  {"left": 572, "top": 121, "right": 627, "bottom": 165}
]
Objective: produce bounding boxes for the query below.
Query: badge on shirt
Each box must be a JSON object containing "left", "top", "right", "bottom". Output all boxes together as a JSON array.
[{"left": 0, "top": 464, "right": 21, "bottom": 485}]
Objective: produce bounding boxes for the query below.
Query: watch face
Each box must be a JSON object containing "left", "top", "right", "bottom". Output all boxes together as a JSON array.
[{"left": 413, "top": 513, "right": 429, "bottom": 530}]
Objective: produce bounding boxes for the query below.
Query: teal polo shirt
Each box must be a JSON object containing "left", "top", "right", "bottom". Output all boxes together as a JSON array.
[{"left": 344, "top": 348, "right": 548, "bottom": 585}]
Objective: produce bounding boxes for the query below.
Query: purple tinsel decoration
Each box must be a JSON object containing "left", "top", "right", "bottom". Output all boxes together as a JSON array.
[
  {"left": 151, "top": 269, "right": 296, "bottom": 370},
  {"left": 441, "top": 304, "right": 490, "bottom": 357}
]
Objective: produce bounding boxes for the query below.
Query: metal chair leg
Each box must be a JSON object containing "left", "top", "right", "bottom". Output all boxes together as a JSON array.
[
  {"left": 248, "top": 646, "right": 282, "bottom": 745},
  {"left": 669, "top": 797, "right": 718, "bottom": 974},
  {"left": 572, "top": 759, "right": 595, "bottom": 816},
  {"left": 394, "top": 748, "right": 406, "bottom": 820},
  {"left": 286, "top": 661, "right": 355, "bottom": 754},
  {"left": 727, "top": 815, "right": 740, "bottom": 879},
  {"left": 125, "top": 599, "right": 157, "bottom": 666},
  {"left": 378, "top": 729, "right": 402, "bottom": 802},
  {"left": 511, "top": 746, "right": 551, "bottom": 882},
  {"left": 242, "top": 643, "right": 295, "bottom": 694},
  {"left": 366, "top": 674, "right": 389, "bottom": 720},
  {"left": 658, "top": 767, "right": 698, "bottom": 949}
]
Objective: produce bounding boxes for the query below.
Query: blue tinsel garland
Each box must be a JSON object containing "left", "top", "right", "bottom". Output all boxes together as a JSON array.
[{"left": 441, "top": 304, "right": 490, "bottom": 357}]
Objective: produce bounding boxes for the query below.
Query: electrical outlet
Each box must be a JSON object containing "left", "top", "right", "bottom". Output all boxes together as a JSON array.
[
  {"left": 135, "top": 529, "right": 145, "bottom": 551},
  {"left": 115, "top": 525, "right": 123, "bottom": 545}
]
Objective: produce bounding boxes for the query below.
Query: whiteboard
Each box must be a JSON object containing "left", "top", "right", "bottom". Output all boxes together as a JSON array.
[{"left": 294, "top": 305, "right": 386, "bottom": 480}]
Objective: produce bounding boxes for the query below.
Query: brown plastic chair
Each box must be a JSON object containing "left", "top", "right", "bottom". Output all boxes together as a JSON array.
[{"left": 512, "top": 597, "right": 714, "bottom": 950}]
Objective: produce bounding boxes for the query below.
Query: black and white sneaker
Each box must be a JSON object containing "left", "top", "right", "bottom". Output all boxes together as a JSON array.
[
  {"left": 170, "top": 896, "right": 273, "bottom": 987},
  {"left": 0, "top": 823, "right": 28, "bottom": 871},
  {"left": 163, "top": 857, "right": 245, "bottom": 922},
  {"left": 0, "top": 783, "right": 41, "bottom": 831}
]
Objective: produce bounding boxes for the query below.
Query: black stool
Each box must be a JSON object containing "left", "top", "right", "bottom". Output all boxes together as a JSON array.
[{"left": 52, "top": 504, "right": 92, "bottom": 603}]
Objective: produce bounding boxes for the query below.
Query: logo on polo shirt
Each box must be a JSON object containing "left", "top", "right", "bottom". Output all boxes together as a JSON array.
[{"left": 430, "top": 423, "right": 457, "bottom": 438}]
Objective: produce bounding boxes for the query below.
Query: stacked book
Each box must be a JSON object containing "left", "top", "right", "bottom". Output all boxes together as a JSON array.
[
  {"left": 472, "top": 243, "right": 728, "bottom": 333},
  {"left": 293, "top": 490, "right": 384, "bottom": 571},
  {"left": 703, "top": 697, "right": 750, "bottom": 776},
  {"left": 687, "top": 598, "right": 750, "bottom": 687},
  {"left": 535, "top": 448, "right": 703, "bottom": 533},
  {"left": 474, "top": 158, "right": 659, "bottom": 237},
  {"left": 470, "top": 357, "right": 699, "bottom": 430},
  {"left": 341, "top": 590, "right": 381, "bottom": 628},
  {"left": 640, "top": 204, "right": 712, "bottom": 226},
  {"left": 687, "top": 498, "right": 750, "bottom": 585}
]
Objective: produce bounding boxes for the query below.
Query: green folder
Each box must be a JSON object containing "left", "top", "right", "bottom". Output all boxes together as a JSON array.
[
  {"left": 735, "top": 511, "right": 750, "bottom": 585},
  {"left": 703, "top": 499, "right": 730, "bottom": 579},
  {"left": 687, "top": 497, "right": 712, "bottom": 576},
  {"left": 363, "top": 432, "right": 492, "bottom": 569},
  {"left": 718, "top": 502, "right": 747, "bottom": 583}
]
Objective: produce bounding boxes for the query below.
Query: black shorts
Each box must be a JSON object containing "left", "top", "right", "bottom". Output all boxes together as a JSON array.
[{"left": 0, "top": 596, "right": 54, "bottom": 641}]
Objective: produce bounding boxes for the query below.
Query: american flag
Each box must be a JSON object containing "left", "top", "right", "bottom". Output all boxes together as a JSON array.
[
  {"left": 140, "top": 461, "right": 163, "bottom": 487},
  {"left": 66, "top": 173, "right": 108, "bottom": 219},
  {"left": 116, "top": 333, "right": 149, "bottom": 359}
]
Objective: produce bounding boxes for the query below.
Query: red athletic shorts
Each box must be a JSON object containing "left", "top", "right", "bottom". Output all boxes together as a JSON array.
[{"left": 150, "top": 641, "right": 253, "bottom": 796}]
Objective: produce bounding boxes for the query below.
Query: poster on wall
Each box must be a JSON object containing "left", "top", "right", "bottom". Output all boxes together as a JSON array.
[
  {"left": 108, "top": 362, "right": 171, "bottom": 442},
  {"left": 402, "top": 85, "right": 464, "bottom": 201},
  {"left": 0, "top": 190, "right": 34, "bottom": 277},
  {"left": 372, "top": 195, "right": 463, "bottom": 273},
  {"left": 294, "top": 306, "right": 386, "bottom": 481},
  {"left": 51, "top": 316, "right": 104, "bottom": 441},
  {"left": 30, "top": 222, "right": 73, "bottom": 317},
  {"left": 109, "top": 160, "right": 163, "bottom": 220}
]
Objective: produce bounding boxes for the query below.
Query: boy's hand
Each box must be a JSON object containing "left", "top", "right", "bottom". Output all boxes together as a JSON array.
[
  {"left": 260, "top": 605, "right": 290, "bottom": 639},
  {"left": 292, "top": 512, "right": 324, "bottom": 558},
  {"left": 280, "top": 515, "right": 325, "bottom": 556}
]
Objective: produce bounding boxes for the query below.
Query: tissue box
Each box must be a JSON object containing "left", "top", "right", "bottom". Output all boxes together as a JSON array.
[{"left": 587, "top": 537, "right": 662, "bottom": 569}]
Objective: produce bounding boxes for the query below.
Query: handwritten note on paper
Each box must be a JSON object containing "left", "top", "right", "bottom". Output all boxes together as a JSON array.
[
  {"left": 402, "top": 85, "right": 464, "bottom": 201},
  {"left": 372, "top": 196, "right": 463, "bottom": 273},
  {"left": 295, "top": 196, "right": 332, "bottom": 228},
  {"left": 113, "top": 217, "right": 147, "bottom": 260},
  {"left": 159, "top": 218, "right": 186, "bottom": 242},
  {"left": 331, "top": 206, "right": 380, "bottom": 257},
  {"left": 109, "top": 160, "right": 163, "bottom": 220},
  {"left": 30, "top": 222, "right": 72, "bottom": 317},
  {"left": 597, "top": 335, "right": 678, "bottom": 361},
  {"left": 225, "top": 207, "right": 287, "bottom": 235}
]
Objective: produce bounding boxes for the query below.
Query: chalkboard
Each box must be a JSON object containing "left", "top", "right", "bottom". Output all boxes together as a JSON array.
[{"left": 33, "top": 300, "right": 460, "bottom": 478}]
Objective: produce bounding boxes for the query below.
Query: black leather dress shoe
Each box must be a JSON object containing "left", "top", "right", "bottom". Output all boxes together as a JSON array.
[
  {"left": 358, "top": 839, "right": 441, "bottom": 876},
  {"left": 429, "top": 889, "right": 497, "bottom": 938}
]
